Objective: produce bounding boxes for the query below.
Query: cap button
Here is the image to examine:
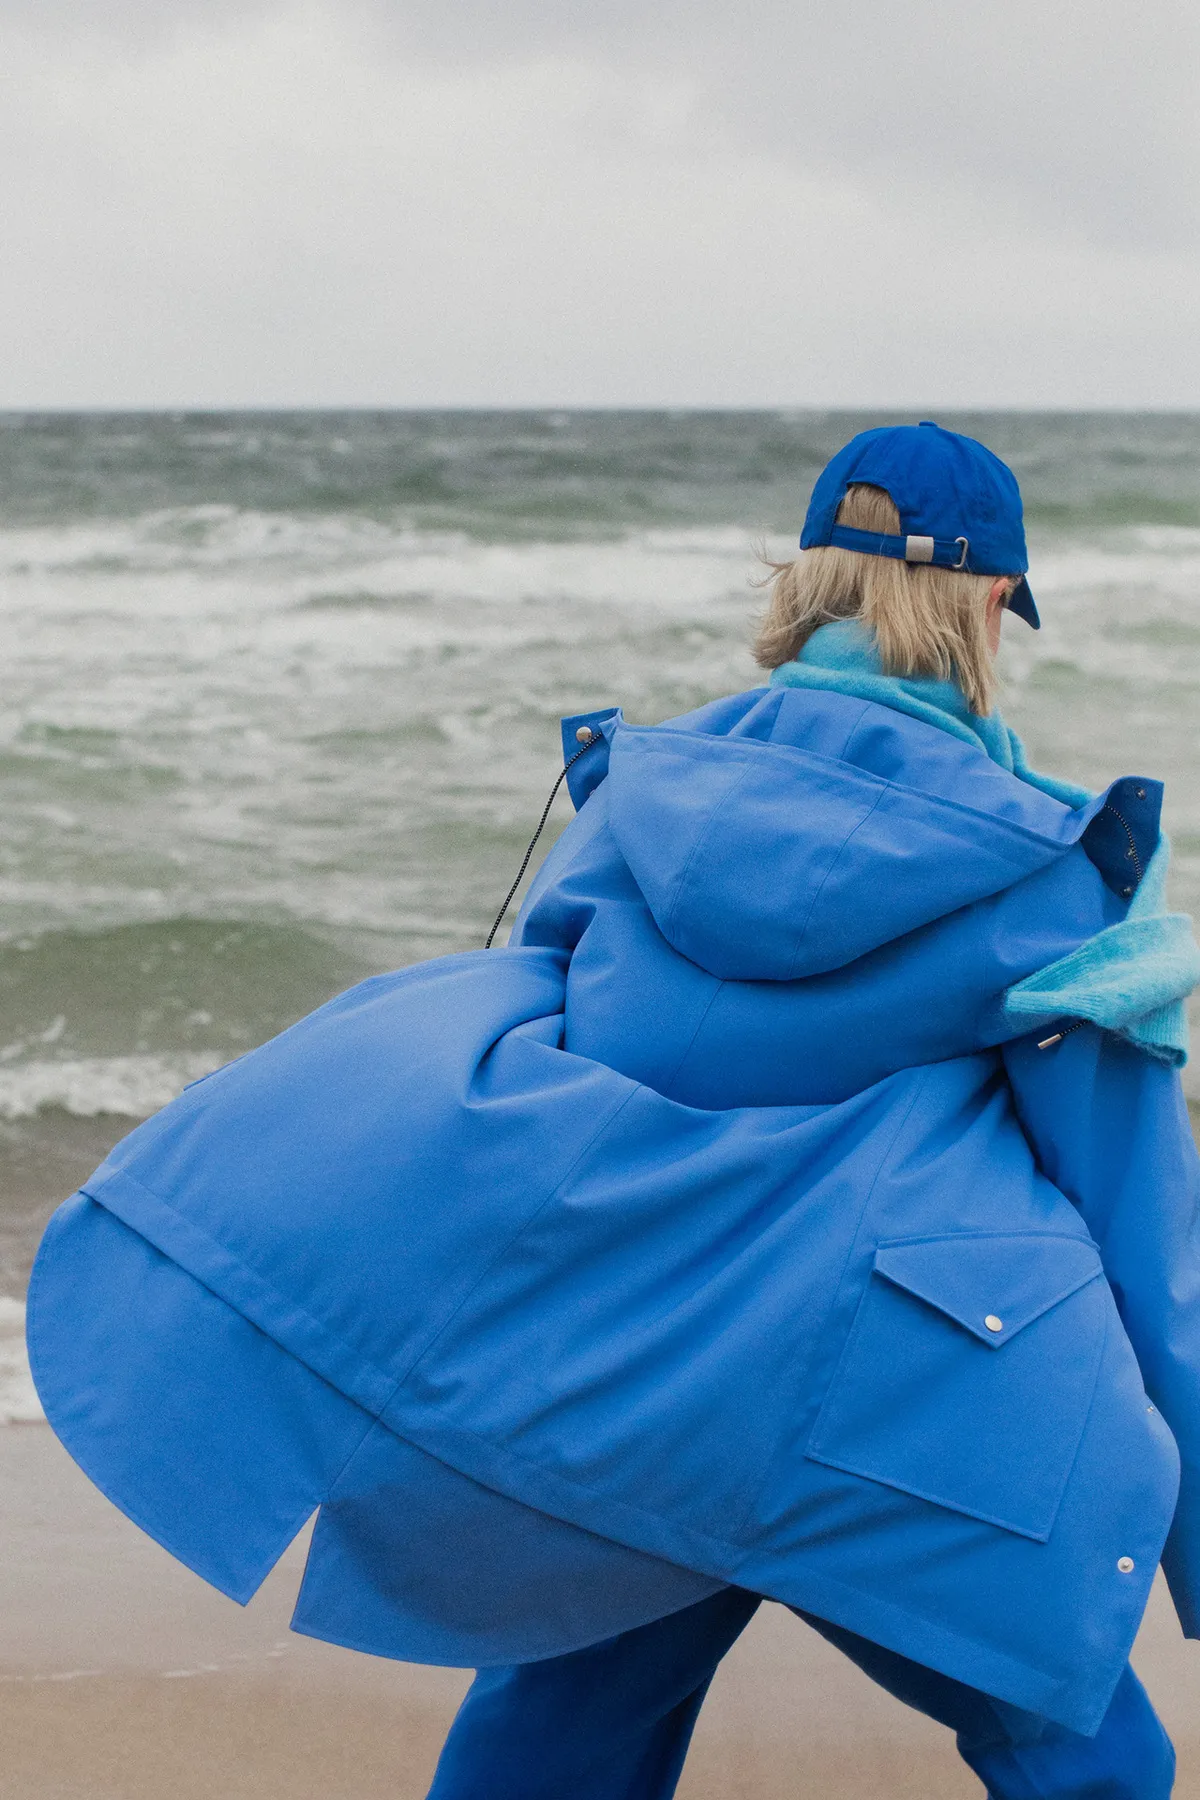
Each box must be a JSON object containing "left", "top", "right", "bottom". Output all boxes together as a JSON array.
[{"left": 919, "top": 420, "right": 939, "bottom": 428}]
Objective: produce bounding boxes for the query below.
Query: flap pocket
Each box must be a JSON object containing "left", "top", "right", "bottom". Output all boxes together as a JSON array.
[
  {"left": 807, "top": 1232, "right": 1106, "bottom": 1541},
  {"left": 872, "top": 1234, "right": 1103, "bottom": 1348}
]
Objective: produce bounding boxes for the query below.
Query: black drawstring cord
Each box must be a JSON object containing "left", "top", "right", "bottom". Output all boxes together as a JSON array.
[
  {"left": 485, "top": 729, "right": 603, "bottom": 948},
  {"left": 1037, "top": 1019, "right": 1088, "bottom": 1051}
]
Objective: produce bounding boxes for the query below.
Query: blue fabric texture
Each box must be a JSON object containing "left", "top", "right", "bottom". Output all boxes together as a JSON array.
[
  {"left": 427, "top": 1592, "right": 1175, "bottom": 1800},
  {"left": 772, "top": 622, "right": 1199, "bottom": 1064},
  {"left": 26, "top": 624, "right": 1200, "bottom": 1737}
]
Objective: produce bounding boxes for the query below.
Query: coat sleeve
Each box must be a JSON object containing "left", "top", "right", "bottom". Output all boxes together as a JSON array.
[{"left": 1003, "top": 1024, "right": 1200, "bottom": 1634}]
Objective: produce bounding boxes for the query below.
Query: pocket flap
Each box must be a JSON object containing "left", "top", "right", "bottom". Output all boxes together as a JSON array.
[{"left": 872, "top": 1233, "right": 1103, "bottom": 1348}]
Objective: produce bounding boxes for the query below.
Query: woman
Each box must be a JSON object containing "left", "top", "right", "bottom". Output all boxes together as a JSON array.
[{"left": 29, "top": 424, "right": 1200, "bottom": 1799}]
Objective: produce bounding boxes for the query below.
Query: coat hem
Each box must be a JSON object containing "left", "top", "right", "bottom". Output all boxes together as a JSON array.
[
  {"left": 375, "top": 1406, "right": 1144, "bottom": 1736},
  {"left": 81, "top": 1161, "right": 1151, "bottom": 1736}
]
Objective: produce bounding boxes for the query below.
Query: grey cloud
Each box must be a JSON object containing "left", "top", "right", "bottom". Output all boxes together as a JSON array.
[
  {"left": 360, "top": 0, "right": 1200, "bottom": 251},
  {"left": 2, "top": 0, "right": 1198, "bottom": 406},
  {"left": 4, "top": 0, "right": 1195, "bottom": 251},
  {"left": 0, "top": 0, "right": 272, "bottom": 26}
]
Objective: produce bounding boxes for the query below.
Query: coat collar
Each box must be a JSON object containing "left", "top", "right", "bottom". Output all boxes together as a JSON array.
[{"left": 769, "top": 620, "right": 1090, "bottom": 808}]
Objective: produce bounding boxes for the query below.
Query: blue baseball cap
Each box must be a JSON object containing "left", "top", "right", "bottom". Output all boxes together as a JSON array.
[{"left": 800, "top": 421, "right": 1039, "bottom": 629}]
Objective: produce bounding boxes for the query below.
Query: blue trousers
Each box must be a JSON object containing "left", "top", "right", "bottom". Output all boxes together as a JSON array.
[{"left": 426, "top": 1588, "right": 1174, "bottom": 1800}]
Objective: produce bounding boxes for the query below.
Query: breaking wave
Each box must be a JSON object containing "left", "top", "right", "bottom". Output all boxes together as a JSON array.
[
  {"left": 0, "top": 1299, "right": 42, "bottom": 1424},
  {"left": 0, "top": 1052, "right": 221, "bottom": 1123}
]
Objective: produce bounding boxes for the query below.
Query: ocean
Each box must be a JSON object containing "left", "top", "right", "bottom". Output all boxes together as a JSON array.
[{"left": 2, "top": 408, "right": 1199, "bottom": 1421}]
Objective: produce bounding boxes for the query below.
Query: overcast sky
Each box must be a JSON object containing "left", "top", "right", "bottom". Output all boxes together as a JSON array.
[{"left": 2, "top": 0, "right": 1199, "bottom": 409}]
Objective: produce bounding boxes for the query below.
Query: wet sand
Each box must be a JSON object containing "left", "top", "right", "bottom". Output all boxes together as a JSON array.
[{"left": 2, "top": 1428, "right": 1199, "bottom": 1800}]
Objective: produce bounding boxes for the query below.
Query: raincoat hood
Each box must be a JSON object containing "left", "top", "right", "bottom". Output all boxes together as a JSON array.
[
  {"left": 606, "top": 726, "right": 1099, "bottom": 983},
  {"left": 588, "top": 623, "right": 1158, "bottom": 984}
]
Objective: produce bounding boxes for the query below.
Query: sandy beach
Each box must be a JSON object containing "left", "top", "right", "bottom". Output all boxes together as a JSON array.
[{"left": 0, "top": 1424, "right": 1197, "bottom": 1800}]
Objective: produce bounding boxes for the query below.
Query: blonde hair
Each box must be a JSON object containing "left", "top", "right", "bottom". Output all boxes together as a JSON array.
[{"left": 752, "top": 484, "right": 1017, "bottom": 716}]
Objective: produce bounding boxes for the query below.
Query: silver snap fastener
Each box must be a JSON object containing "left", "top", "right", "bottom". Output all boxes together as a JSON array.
[
  {"left": 984, "top": 1315, "right": 1003, "bottom": 1333},
  {"left": 575, "top": 726, "right": 595, "bottom": 745},
  {"left": 1136, "top": 788, "right": 1146, "bottom": 800},
  {"left": 1122, "top": 886, "right": 1134, "bottom": 897},
  {"left": 1117, "top": 1556, "right": 1135, "bottom": 1574}
]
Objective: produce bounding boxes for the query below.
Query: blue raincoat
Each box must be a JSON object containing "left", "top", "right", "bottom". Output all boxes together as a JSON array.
[{"left": 27, "top": 623, "right": 1200, "bottom": 1736}]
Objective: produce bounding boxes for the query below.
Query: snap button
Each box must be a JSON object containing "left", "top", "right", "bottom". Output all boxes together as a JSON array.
[
  {"left": 984, "top": 1315, "right": 1003, "bottom": 1333},
  {"left": 1117, "top": 1557, "right": 1135, "bottom": 1574},
  {"left": 575, "top": 726, "right": 595, "bottom": 745}
]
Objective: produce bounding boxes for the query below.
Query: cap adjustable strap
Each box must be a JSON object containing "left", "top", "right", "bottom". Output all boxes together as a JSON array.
[{"left": 827, "top": 524, "right": 970, "bottom": 570}]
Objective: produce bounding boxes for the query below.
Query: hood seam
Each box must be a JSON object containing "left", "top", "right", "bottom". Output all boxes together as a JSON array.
[{"left": 786, "top": 782, "right": 891, "bottom": 982}]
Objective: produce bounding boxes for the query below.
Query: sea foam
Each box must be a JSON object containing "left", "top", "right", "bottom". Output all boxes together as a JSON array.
[
  {"left": 0, "top": 1298, "right": 43, "bottom": 1425},
  {"left": 0, "top": 1053, "right": 221, "bottom": 1122}
]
